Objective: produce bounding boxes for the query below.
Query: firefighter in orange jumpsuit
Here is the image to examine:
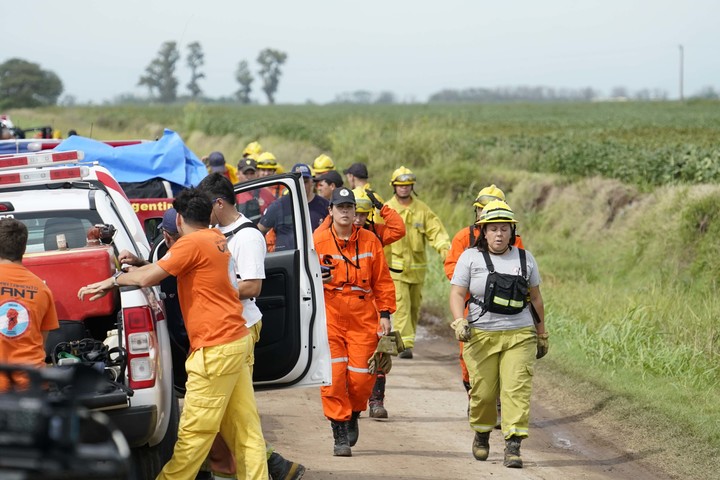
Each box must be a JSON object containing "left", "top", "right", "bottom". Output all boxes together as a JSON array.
[
  {"left": 444, "top": 184, "right": 524, "bottom": 423},
  {"left": 313, "top": 187, "right": 396, "bottom": 457}
]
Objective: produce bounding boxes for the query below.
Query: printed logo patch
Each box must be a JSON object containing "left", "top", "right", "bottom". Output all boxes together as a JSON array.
[{"left": 0, "top": 301, "right": 30, "bottom": 337}]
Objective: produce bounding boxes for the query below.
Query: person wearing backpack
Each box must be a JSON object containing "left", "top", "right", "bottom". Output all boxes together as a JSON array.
[
  {"left": 444, "top": 185, "right": 524, "bottom": 424},
  {"left": 448, "top": 200, "right": 548, "bottom": 469}
]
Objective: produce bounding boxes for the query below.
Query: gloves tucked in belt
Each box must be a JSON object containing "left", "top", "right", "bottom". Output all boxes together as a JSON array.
[
  {"left": 536, "top": 333, "right": 550, "bottom": 359},
  {"left": 450, "top": 318, "right": 472, "bottom": 342}
]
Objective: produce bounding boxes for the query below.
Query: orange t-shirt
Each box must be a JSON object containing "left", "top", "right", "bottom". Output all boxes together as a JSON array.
[
  {"left": 0, "top": 263, "right": 59, "bottom": 367},
  {"left": 156, "top": 228, "right": 248, "bottom": 351}
]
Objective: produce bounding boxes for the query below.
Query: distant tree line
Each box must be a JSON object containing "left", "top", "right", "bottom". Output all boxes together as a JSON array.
[
  {"left": 428, "top": 85, "right": 675, "bottom": 103},
  {"left": 137, "top": 41, "right": 287, "bottom": 105},
  {"left": 331, "top": 90, "right": 397, "bottom": 104}
]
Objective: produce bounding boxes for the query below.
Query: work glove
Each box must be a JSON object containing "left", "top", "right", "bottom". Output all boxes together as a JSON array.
[
  {"left": 368, "top": 334, "right": 400, "bottom": 374},
  {"left": 366, "top": 189, "right": 384, "bottom": 210},
  {"left": 536, "top": 333, "right": 550, "bottom": 359},
  {"left": 451, "top": 318, "right": 472, "bottom": 342},
  {"left": 388, "top": 330, "right": 406, "bottom": 354}
]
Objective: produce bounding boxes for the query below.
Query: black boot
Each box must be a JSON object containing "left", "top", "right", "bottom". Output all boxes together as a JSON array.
[
  {"left": 369, "top": 372, "right": 388, "bottom": 419},
  {"left": 267, "top": 451, "right": 306, "bottom": 480},
  {"left": 503, "top": 436, "right": 523, "bottom": 468},
  {"left": 472, "top": 431, "right": 490, "bottom": 461},
  {"left": 331, "top": 420, "right": 352, "bottom": 457},
  {"left": 348, "top": 411, "right": 361, "bottom": 446}
]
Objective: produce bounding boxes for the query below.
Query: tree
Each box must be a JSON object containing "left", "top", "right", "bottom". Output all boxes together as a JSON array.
[
  {"left": 185, "top": 42, "right": 205, "bottom": 100},
  {"left": 0, "top": 58, "right": 63, "bottom": 109},
  {"left": 235, "top": 60, "right": 253, "bottom": 104},
  {"left": 138, "top": 41, "right": 180, "bottom": 103},
  {"left": 256, "top": 48, "right": 287, "bottom": 104}
]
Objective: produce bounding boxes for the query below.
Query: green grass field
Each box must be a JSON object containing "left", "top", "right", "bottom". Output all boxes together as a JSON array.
[{"left": 10, "top": 101, "right": 720, "bottom": 475}]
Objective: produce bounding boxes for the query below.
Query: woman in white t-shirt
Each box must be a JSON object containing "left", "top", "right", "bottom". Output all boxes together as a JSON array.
[{"left": 449, "top": 200, "right": 548, "bottom": 469}]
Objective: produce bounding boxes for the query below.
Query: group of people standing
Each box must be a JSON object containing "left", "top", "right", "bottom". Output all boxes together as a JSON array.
[
  {"left": 0, "top": 138, "right": 548, "bottom": 480},
  {"left": 197, "top": 143, "right": 549, "bottom": 470}
]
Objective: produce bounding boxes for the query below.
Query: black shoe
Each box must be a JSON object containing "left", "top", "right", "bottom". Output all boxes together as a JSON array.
[
  {"left": 503, "top": 436, "right": 523, "bottom": 468},
  {"left": 195, "top": 471, "right": 213, "bottom": 480},
  {"left": 398, "top": 347, "right": 413, "bottom": 359},
  {"left": 472, "top": 431, "right": 490, "bottom": 461},
  {"left": 369, "top": 403, "right": 388, "bottom": 419},
  {"left": 267, "top": 451, "right": 306, "bottom": 480},
  {"left": 348, "top": 411, "right": 361, "bottom": 446},
  {"left": 331, "top": 420, "right": 352, "bottom": 457}
]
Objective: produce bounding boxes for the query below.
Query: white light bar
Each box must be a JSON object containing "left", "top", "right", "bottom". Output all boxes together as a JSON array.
[
  {"left": 0, "top": 166, "right": 90, "bottom": 187},
  {"left": 0, "top": 150, "right": 85, "bottom": 171}
]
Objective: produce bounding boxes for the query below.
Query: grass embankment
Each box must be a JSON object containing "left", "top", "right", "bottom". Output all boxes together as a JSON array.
[{"left": 10, "top": 102, "right": 720, "bottom": 475}]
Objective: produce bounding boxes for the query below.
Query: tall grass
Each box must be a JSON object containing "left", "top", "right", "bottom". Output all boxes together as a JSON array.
[{"left": 10, "top": 102, "right": 720, "bottom": 459}]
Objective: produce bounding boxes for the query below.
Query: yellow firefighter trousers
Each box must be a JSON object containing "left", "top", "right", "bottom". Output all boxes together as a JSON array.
[
  {"left": 157, "top": 335, "right": 268, "bottom": 480},
  {"left": 463, "top": 326, "right": 536, "bottom": 439},
  {"left": 392, "top": 280, "right": 423, "bottom": 349}
]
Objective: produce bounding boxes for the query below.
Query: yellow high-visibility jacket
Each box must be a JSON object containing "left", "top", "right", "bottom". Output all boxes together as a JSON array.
[{"left": 385, "top": 195, "right": 450, "bottom": 284}]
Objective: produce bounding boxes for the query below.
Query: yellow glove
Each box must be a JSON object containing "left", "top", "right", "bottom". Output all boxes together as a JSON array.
[
  {"left": 388, "top": 330, "right": 405, "bottom": 354},
  {"left": 368, "top": 352, "right": 392, "bottom": 374},
  {"left": 451, "top": 318, "right": 472, "bottom": 342},
  {"left": 536, "top": 333, "right": 549, "bottom": 359}
]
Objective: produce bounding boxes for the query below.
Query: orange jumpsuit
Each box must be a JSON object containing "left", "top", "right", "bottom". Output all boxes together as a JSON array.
[
  {"left": 313, "top": 224, "right": 396, "bottom": 421},
  {"left": 316, "top": 205, "right": 406, "bottom": 247},
  {"left": 444, "top": 224, "right": 524, "bottom": 385}
]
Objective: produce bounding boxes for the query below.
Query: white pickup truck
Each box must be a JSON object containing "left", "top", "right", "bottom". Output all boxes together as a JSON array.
[{"left": 0, "top": 150, "right": 331, "bottom": 478}]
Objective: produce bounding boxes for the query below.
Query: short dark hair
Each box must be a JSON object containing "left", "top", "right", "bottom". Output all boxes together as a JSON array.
[
  {"left": 0, "top": 218, "right": 28, "bottom": 261},
  {"left": 197, "top": 172, "right": 236, "bottom": 206},
  {"left": 173, "top": 188, "right": 213, "bottom": 228}
]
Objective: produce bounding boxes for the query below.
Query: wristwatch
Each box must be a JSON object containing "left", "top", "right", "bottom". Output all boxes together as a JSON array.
[{"left": 112, "top": 270, "right": 124, "bottom": 287}]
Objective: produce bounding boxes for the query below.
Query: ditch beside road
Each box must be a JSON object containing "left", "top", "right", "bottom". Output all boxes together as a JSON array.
[{"left": 257, "top": 325, "right": 674, "bottom": 480}]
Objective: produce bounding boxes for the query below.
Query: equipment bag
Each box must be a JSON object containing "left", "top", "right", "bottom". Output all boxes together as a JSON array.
[{"left": 468, "top": 248, "right": 529, "bottom": 320}]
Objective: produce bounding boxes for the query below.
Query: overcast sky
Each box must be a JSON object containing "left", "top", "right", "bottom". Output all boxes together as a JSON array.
[{"left": 3, "top": 0, "right": 717, "bottom": 104}]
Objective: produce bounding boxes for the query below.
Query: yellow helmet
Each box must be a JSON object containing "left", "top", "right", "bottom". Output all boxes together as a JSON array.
[
  {"left": 389, "top": 166, "right": 416, "bottom": 186},
  {"left": 353, "top": 188, "right": 373, "bottom": 213},
  {"left": 313, "top": 154, "right": 335, "bottom": 174},
  {"left": 473, "top": 184, "right": 506, "bottom": 208},
  {"left": 243, "top": 141, "right": 263, "bottom": 157},
  {"left": 476, "top": 200, "right": 518, "bottom": 224},
  {"left": 256, "top": 151, "right": 277, "bottom": 170}
]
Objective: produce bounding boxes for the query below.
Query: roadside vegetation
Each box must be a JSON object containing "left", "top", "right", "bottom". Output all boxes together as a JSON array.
[{"left": 10, "top": 101, "right": 720, "bottom": 476}]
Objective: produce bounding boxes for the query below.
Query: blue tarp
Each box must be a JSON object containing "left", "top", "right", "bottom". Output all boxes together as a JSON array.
[{"left": 54, "top": 129, "right": 207, "bottom": 188}]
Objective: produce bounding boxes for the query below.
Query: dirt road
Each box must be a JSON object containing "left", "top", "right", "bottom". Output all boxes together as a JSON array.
[{"left": 257, "top": 325, "right": 673, "bottom": 480}]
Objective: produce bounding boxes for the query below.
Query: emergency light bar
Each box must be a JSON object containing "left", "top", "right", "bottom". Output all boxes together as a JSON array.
[
  {"left": 0, "top": 166, "right": 90, "bottom": 187},
  {"left": 0, "top": 150, "right": 85, "bottom": 171}
]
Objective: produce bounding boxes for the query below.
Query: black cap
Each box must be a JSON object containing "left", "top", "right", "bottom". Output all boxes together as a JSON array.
[
  {"left": 342, "top": 162, "right": 368, "bottom": 179},
  {"left": 208, "top": 151, "right": 226, "bottom": 172},
  {"left": 314, "top": 170, "right": 344, "bottom": 187},
  {"left": 239, "top": 158, "right": 257, "bottom": 172},
  {"left": 330, "top": 187, "right": 356, "bottom": 206}
]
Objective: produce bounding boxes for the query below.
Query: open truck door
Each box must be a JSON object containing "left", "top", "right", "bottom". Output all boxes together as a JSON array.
[{"left": 234, "top": 172, "right": 331, "bottom": 389}]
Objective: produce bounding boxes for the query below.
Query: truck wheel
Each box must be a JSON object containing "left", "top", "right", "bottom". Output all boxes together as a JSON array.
[{"left": 131, "top": 390, "right": 180, "bottom": 478}]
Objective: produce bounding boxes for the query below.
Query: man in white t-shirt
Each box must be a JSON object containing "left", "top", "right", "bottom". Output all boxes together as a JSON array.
[{"left": 198, "top": 173, "right": 306, "bottom": 480}]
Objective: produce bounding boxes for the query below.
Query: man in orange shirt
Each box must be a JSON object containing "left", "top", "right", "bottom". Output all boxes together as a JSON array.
[
  {"left": 0, "top": 218, "right": 59, "bottom": 389},
  {"left": 313, "top": 187, "right": 396, "bottom": 457},
  {"left": 78, "top": 188, "right": 267, "bottom": 480}
]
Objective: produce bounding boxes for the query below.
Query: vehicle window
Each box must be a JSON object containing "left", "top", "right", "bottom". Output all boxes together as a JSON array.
[
  {"left": 14, "top": 211, "right": 103, "bottom": 253},
  {"left": 245, "top": 182, "right": 297, "bottom": 252}
]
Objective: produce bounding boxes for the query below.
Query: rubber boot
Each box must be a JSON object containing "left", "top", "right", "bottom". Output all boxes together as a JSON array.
[
  {"left": 472, "top": 431, "right": 490, "bottom": 461},
  {"left": 369, "top": 372, "right": 388, "bottom": 419},
  {"left": 503, "top": 436, "right": 523, "bottom": 468},
  {"left": 267, "top": 451, "right": 306, "bottom": 480},
  {"left": 331, "top": 420, "right": 352, "bottom": 457},
  {"left": 347, "top": 411, "right": 361, "bottom": 446},
  {"left": 398, "top": 347, "right": 413, "bottom": 359}
]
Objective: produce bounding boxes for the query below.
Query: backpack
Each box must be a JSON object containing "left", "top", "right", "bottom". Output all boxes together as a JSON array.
[
  {"left": 468, "top": 248, "right": 529, "bottom": 320},
  {"left": 223, "top": 220, "right": 259, "bottom": 238}
]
